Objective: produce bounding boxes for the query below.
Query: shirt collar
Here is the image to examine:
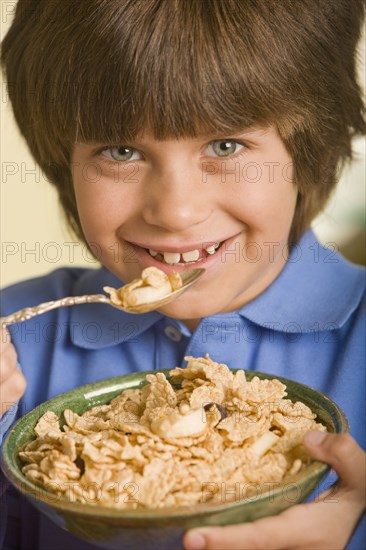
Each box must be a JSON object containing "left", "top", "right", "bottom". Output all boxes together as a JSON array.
[
  {"left": 69, "top": 268, "right": 162, "bottom": 349},
  {"left": 238, "top": 229, "right": 365, "bottom": 332}
]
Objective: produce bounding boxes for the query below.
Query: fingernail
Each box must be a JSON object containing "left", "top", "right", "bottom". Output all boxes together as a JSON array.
[
  {"left": 304, "top": 430, "right": 327, "bottom": 446},
  {"left": 184, "top": 531, "right": 206, "bottom": 550}
]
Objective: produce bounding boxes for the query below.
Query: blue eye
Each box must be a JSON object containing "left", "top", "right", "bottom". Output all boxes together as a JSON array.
[
  {"left": 206, "top": 140, "right": 244, "bottom": 157},
  {"left": 101, "top": 146, "right": 141, "bottom": 162}
]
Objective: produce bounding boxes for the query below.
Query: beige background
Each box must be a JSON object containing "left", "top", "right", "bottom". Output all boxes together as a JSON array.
[{"left": 1, "top": 5, "right": 365, "bottom": 289}]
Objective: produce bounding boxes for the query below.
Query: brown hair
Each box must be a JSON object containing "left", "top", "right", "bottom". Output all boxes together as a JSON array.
[{"left": 2, "top": 0, "right": 365, "bottom": 244}]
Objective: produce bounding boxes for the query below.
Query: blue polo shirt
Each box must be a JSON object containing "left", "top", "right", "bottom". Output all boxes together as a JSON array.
[{"left": 1, "top": 229, "right": 365, "bottom": 549}]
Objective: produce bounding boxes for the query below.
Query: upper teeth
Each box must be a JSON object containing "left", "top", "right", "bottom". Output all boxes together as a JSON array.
[
  {"left": 182, "top": 250, "right": 200, "bottom": 262},
  {"left": 205, "top": 245, "right": 216, "bottom": 255},
  {"left": 148, "top": 244, "right": 220, "bottom": 265},
  {"left": 163, "top": 252, "right": 182, "bottom": 264}
]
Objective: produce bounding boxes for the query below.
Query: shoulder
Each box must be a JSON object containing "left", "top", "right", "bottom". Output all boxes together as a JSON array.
[
  {"left": 0, "top": 267, "right": 95, "bottom": 315},
  {"left": 240, "top": 230, "right": 365, "bottom": 332},
  {"left": 314, "top": 239, "right": 365, "bottom": 282},
  {"left": 286, "top": 230, "right": 365, "bottom": 315},
  {"left": 308, "top": 237, "right": 365, "bottom": 321},
  {"left": 292, "top": 230, "right": 365, "bottom": 288}
]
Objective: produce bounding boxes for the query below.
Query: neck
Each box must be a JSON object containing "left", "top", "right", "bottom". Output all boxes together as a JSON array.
[{"left": 183, "top": 318, "right": 201, "bottom": 332}]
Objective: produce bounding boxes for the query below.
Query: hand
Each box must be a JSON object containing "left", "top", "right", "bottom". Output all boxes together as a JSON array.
[
  {"left": 0, "top": 325, "right": 26, "bottom": 418},
  {"left": 183, "top": 431, "right": 366, "bottom": 550}
]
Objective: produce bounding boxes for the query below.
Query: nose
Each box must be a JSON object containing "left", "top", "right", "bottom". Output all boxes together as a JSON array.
[{"left": 141, "top": 162, "right": 212, "bottom": 232}]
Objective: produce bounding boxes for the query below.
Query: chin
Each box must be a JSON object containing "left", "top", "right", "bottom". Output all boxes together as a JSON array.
[
  {"left": 156, "top": 302, "right": 204, "bottom": 320},
  {"left": 157, "top": 292, "right": 223, "bottom": 321}
]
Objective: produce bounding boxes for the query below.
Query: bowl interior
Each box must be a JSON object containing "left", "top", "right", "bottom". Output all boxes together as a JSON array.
[{"left": 1, "top": 369, "right": 348, "bottom": 521}]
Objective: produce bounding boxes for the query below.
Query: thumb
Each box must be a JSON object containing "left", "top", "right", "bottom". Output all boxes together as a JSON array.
[{"left": 303, "top": 431, "right": 366, "bottom": 491}]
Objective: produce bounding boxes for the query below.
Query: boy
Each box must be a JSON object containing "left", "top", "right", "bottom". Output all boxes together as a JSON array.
[{"left": 1, "top": 1, "right": 365, "bottom": 549}]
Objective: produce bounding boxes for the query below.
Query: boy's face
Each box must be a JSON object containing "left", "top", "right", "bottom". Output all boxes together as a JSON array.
[{"left": 72, "top": 126, "right": 297, "bottom": 324}]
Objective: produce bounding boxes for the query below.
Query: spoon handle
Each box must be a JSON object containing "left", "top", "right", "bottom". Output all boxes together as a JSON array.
[{"left": 0, "top": 294, "right": 109, "bottom": 326}]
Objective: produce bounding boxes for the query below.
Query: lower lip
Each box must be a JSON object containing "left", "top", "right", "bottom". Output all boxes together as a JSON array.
[{"left": 129, "top": 236, "right": 239, "bottom": 274}]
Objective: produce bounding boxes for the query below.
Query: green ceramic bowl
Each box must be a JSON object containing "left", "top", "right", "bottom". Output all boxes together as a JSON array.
[{"left": 1, "top": 370, "right": 348, "bottom": 550}]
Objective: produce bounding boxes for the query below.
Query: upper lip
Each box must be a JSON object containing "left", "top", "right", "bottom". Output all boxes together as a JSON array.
[{"left": 126, "top": 238, "right": 232, "bottom": 253}]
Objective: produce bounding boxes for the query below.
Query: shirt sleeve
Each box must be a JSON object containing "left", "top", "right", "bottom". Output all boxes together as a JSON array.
[{"left": 347, "top": 514, "right": 366, "bottom": 550}]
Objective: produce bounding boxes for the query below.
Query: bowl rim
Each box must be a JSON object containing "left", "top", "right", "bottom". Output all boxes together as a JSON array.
[{"left": 1, "top": 369, "right": 349, "bottom": 519}]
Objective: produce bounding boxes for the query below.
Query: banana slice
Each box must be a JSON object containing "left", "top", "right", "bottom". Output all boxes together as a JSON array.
[
  {"left": 121, "top": 281, "right": 172, "bottom": 306},
  {"left": 249, "top": 431, "right": 280, "bottom": 457},
  {"left": 150, "top": 407, "right": 207, "bottom": 439}
]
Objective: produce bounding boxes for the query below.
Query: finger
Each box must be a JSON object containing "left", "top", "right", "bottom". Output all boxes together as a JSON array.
[
  {"left": 0, "top": 369, "right": 26, "bottom": 417},
  {"left": 0, "top": 343, "right": 18, "bottom": 383},
  {"left": 0, "top": 326, "right": 13, "bottom": 350},
  {"left": 184, "top": 508, "right": 309, "bottom": 550},
  {"left": 0, "top": 325, "right": 11, "bottom": 343},
  {"left": 184, "top": 524, "right": 269, "bottom": 550},
  {"left": 184, "top": 493, "right": 363, "bottom": 550},
  {"left": 303, "top": 431, "right": 366, "bottom": 491}
]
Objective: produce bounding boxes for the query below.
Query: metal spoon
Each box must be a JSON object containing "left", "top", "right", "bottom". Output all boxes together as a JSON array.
[{"left": 0, "top": 268, "right": 205, "bottom": 326}]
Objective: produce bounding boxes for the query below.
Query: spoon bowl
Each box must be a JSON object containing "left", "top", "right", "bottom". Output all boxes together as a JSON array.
[
  {"left": 116, "top": 267, "right": 205, "bottom": 313},
  {"left": 0, "top": 268, "right": 205, "bottom": 326}
]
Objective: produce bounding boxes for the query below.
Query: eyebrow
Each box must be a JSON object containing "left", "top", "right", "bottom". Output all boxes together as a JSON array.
[
  {"left": 75, "top": 125, "right": 271, "bottom": 148},
  {"left": 236, "top": 126, "right": 271, "bottom": 138}
]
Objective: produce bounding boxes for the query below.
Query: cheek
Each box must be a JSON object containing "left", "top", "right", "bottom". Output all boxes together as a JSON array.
[
  {"left": 72, "top": 179, "right": 106, "bottom": 238},
  {"left": 72, "top": 171, "right": 134, "bottom": 239},
  {"left": 225, "top": 177, "right": 297, "bottom": 235},
  {"left": 252, "top": 153, "right": 295, "bottom": 225}
]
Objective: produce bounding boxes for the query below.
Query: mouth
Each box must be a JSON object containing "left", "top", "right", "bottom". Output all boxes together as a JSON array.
[{"left": 145, "top": 242, "right": 223, "bottom": 266}]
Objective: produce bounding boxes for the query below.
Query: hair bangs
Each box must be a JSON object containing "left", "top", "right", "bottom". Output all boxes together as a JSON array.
[{"left": 58, "top": 0, "right": 310, "bottom": 146}]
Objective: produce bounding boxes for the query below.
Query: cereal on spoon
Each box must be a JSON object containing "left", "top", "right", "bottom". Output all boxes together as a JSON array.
[{"left": 104, "top": 267, "right": 182, "bottom": 308}]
